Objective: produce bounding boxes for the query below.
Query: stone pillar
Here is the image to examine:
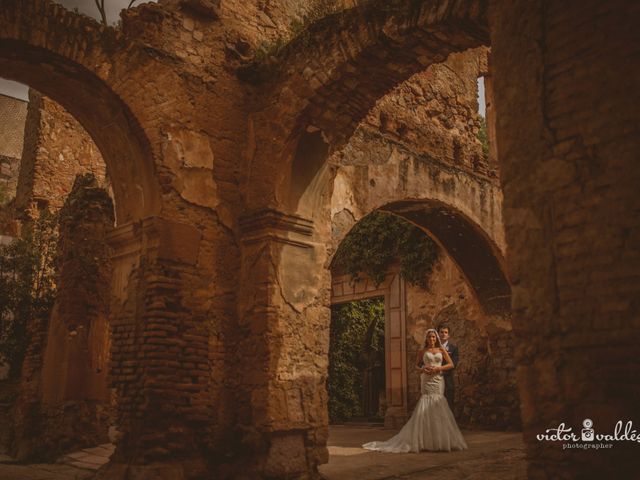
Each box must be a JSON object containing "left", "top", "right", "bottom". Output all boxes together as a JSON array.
[
  {"left": 38, "top": 174, "right": 114, "bottom": 456},
  {"left": 99, "top": 216, "right": 209, "bottom": 480},
  {"left": 234, "top": 209, "right": 329, "bottom": 479},
  {"left": 10, "top": 174, "right": 114, "bottom": 461},
  {"left": 490, "top": 0, "right": 640, "bottom": 477}
]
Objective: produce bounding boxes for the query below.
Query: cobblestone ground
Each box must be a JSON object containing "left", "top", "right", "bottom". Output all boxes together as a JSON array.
[
  {"left": 0, "top": 462, "right": 92, "bottom": 480},
  {"left": 0, "top": 444, "right": 112, "bottom": 480},
  {"left": 0, "top": 427, "right": 525, "bottom": 479},
  {"left": 319, "top": 425, "right": 526, "bottom": 480}
]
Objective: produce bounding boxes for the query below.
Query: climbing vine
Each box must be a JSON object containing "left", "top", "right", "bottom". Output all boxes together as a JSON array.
[
  {"left": 333, "top": 211, "right": 440, "bottom": 288},
  {"left": 478, "top": 116, "right": 489, "bottom": 157},
  {"left": 0, "top": 211, "right": 58, "bottom": 378},
  {"left": 328, "top": 298, "right": 384, "bottom": 422},
  {"left": 254, "top": 0, "right": 340, "bottom": 62}
]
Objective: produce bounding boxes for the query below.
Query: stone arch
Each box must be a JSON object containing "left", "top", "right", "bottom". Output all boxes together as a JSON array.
[
  {"left": 332, "top": 199, "right": 509, "bottom": 315},
  {"left": 0, "top": 0, "right": 161, "bottom": 223},
  {"left": 247, "top": 0, "right": 489, "bottom": 211}
]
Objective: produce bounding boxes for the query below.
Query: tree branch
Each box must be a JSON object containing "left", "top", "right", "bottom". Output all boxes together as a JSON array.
[{"left": 94, "top": 0, "right": 107, "bottom": 26}]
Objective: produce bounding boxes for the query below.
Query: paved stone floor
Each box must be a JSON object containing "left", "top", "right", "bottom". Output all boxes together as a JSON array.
[
  {"left": 319, "top": 425, "right": 527, "bottom": 480},
  {"left": 0, "top": 426, "right": 525, "bottom": 479}
]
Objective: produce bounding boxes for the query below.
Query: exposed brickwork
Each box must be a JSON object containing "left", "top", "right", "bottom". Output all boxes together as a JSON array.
[
  {"left": 14, "top": 91, "right": 107, "bottom": 218},
  {"left": 9, "top": 175, "right": 114, "bottom": 460},
  {"left": 0, "top": 94, "right": 27, "bottom": 205},
  {"left": 0, "top": 0, "right": 636, "bottom": 478},
  {"left": 490, "top": 0, "right": 640, "bottom": 477}
]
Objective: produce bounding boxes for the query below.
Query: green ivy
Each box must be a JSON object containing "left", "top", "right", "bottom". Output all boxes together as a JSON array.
[
  {"left": 254, "top": 0, "right": 340, "bottom": 64},
  {"left": 0, "top": 211, "right": 58, "bottom": 378},
  {"left": 333, "top": 211, "right": 440, "bottom": 288},
  {"left": 478, "top": 116, "right": 489, "bottom": 157},
  {"left": 0, "top": 182, "right": 9, "bottom": 206},
  {"left": 328, "top": 298, "right": 384, "bottom": 422}
]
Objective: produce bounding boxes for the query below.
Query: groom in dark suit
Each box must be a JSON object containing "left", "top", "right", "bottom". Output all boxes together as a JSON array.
[{"left": 438, "top": 324, "right": 458, "bottom": 409}]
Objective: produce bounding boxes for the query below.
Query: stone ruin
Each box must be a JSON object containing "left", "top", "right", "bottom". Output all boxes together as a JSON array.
[{"left": 0, "top": 0, "right": 638, "bottom": 478}]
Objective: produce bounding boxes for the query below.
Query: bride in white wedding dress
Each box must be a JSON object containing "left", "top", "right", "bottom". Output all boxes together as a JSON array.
[{"left": 362, "top": 329, "right": 467, "bottom": 453}]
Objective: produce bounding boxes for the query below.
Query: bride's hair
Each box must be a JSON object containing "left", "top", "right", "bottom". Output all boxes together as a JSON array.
[{"left": 423, "top": 328, "right": 443, "bottom": 348}]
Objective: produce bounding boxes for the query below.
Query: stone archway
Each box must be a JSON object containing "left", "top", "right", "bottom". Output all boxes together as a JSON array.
[
  {"left": 381, "top": 200, "right": 509, "bottom": 315},
  {"left": 331, "top": 271, "right": 408, "bottom": 427},
  {"left": 243, "top": 0, "right": 490, "bottom": 211},
  {"left": 0, "top": 2, "right": 209, "bottom": 476},
  {"left": 0, "top": 49, "right": 160, "bottom": 222},
  {"left": 234, "top": 35, "right": 507, "bottom": 477},
  {"left": 328, "top": 195, "right": 514, "bottom": 429}
]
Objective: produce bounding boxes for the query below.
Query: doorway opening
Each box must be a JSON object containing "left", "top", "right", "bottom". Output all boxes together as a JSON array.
[{"left": 329, "top": 297, "right": 385, "bottom": 424}]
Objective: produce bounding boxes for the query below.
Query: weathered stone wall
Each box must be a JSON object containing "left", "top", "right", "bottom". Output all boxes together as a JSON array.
[
  {"left": 330, "top": 47, "right": 508, "bottom": 316},
  {"left": 327, "top": 46, "right": 517, "bottom": 431},
  {"left": 405, "top": 255, "right": 519, "bottom": 430},
  {"left": 0, "top": 93, "right": 27, "bottom": 236},
  {"left": 14, "top": 90, "right": 107, "bottom": 218},
  {"left": 40, "top": 174, "right": 114, "bottom": 455},
  {"left": 2, "top": 0, "right": 637, "bottom": 478},
  {"left": 490, "top": 0, "right": 640, "bottom": 477},
  {"left": 11, "top": 175, "right": 114, "bottom": 460},
  {"left": 0, "top": 93, "right": 27, "bottom": 205},
  {"left": 329, "top": 48, "right": 504, "bottom": 250},
  {"left": 361, "top": 47, "right": 494, "bottom": 179}
]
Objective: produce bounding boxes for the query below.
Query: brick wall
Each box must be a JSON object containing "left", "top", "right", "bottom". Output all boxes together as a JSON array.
[
  {"left": 10, "top": 175, "right": 114, "bottom": 460},
  {"left": 0, "top": 94, "right": 27, "bottom": 205},
  {"left": 490, "top": 0, "right": 640, "bottom": 476},
  {"left": 14, "top": 90, "right": 107, "bottom": 218}
]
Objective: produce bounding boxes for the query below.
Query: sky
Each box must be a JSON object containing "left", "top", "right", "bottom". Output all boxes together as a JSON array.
[
  {"left": 477, "top": 77, "right": 486, "bottom": 117},
  {"left": 56, "top": 0, "right": 154, "bottom": 25}
]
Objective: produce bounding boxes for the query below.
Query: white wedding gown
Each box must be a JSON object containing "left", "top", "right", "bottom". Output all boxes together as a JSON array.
[{"left": 362, "top": 351, "right": 467, "bottom": 453}]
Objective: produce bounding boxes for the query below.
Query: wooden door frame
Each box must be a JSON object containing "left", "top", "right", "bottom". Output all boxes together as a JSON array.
[{"left": 330, "top": 270, "right": 408, "bottom": 427}]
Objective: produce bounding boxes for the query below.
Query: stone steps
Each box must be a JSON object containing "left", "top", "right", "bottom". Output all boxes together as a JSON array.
[{"left": 56, "top": 443, "right": 114, "bottom": 471}]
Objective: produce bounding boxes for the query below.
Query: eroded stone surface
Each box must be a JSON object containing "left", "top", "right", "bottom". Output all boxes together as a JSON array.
[{"left": 0, "top": 0, "right": 636, "bottom": 478}]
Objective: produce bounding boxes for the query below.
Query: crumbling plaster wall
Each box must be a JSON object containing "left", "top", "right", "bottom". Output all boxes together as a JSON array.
[
  {"left": 490, "top": 0, "right": 640, "bottom": 477},
  {"left": 14, "top": 90, "right": 108, "bottom": 218},
  {"left": 3, "top": 1, "right": 508, "bottom": 478},
  {"left": 330, "top": 48, "right": 504, "bottom": 254},
  {"left": 328, "top": 45, "right": 517, "bottom": 431},
  {"left": 0, "top": 93, "right": 27, "bottom": 205}
]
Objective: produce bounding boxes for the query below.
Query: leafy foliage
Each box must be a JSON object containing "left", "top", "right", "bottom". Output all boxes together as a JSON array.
[
  {"left": 328, "top": 298, "right": 384, "bottom": 422},
  {"left": 333, "top": 211, "right": 440, "bottom": 288},
  {"left": 0, "top": 211, "right": 58, "bottom": 378},
  {"left": 254, "top": 0, "right": 340, "bottom": 63},
  {"left": 478, "top": 116, "right": 489, "bottom": 157},
  {"left": 0, "top": 183, "right": 8, "bottom": 206}
]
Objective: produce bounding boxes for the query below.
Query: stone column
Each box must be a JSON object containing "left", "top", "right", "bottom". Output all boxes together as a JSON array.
[
  {"left": 38, "top": 174, "right": 114, "bottom": 456},
  {"left": 490, "top": 0, "right": 640, "bottom": 477},
  {"left": 234, "top": 209, "right": 330, "bottom": 479},
  {"left": 99, "top": 216, "right": 209, "bottom": 480},
  {"left": 11, "top": 174, "right": 114, "bottom": 460}
]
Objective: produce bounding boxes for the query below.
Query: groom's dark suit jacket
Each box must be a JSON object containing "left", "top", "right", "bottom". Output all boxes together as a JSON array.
[
  {"left": 442, "top": 342, "right": 458, "bottom": 379},
  {"left": 442, "top": 341, "right": 458, "bottom": 407}
]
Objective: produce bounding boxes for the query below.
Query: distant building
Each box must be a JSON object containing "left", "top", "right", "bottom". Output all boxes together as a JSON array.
[{"left": 0, "top": 93, "right": 27, "bottom": 204}]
